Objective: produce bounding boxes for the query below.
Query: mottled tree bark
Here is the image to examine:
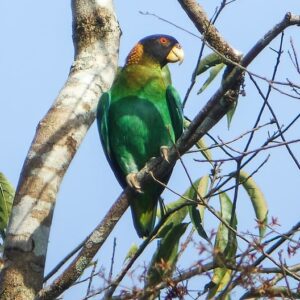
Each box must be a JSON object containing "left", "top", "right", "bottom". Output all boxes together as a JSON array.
[{"left": 0, "top": 1, "right": 120, "bottom": 299}]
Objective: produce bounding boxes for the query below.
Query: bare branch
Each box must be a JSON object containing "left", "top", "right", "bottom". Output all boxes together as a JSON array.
[
  {"left": 86, "top": 261, "right": 97, "bottom": 297},
  {"left": 37, "top": 190, "right": 129, "bottom": 300},
  {"left": 288, "top": 37, "right": 300, "bottom": 74},
  {"left": 44, "top": 239, "right": 85, "bottom": 283}
]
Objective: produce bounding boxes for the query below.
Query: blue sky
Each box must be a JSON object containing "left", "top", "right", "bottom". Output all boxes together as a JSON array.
[{"left": 1, "top": 1, "right": 300, "bottom": 298}]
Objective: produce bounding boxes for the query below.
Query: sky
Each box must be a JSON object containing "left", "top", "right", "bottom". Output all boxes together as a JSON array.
[{"left": 0, "top": 0, "right": 300, "bottom": 299}]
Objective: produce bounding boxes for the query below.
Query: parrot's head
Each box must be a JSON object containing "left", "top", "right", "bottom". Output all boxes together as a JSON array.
[{"left": 126, "top": 34, "right": 184, "bottom": 67}]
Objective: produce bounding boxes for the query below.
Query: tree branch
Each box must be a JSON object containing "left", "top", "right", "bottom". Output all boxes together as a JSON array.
[
  {"left": 178, "top": 0, "right": 241, "bottom": 62},
  {"left": 37, "top": 191, "right": 130, "bottom": 300},
  {"left": 0, "top": 1, "right": 120, "bottom": 299},
  {"left": 241, "top": 286, "right": 300, "bottom": 299}
]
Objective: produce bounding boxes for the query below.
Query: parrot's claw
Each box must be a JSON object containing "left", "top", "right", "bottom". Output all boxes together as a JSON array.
[
  {"left": 160, "top": 146, "right": 170, "bottom": 163},
  {"left": 126, "top": 173, "right": 143, "bottom": 193}
]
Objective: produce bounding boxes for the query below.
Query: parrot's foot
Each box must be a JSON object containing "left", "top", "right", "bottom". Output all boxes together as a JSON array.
[
  {"left": 126, "top": 173, "right": 143, "bottom": 193},
  {"left": 160, "top": 146, "right": 170, "bottom": 163}
]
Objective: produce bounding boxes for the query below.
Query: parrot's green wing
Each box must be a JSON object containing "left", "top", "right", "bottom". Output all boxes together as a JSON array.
[
  {"left": 97, "top": 92, "right": 126, "bottom": 188},
  {"left": 166, "top": 85, "right": 184, "bottom": 140},
  {"left": 97, "top": 92, "right": 111, "bottom": 157}
]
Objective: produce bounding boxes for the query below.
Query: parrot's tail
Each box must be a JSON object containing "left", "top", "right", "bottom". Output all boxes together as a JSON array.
[
  {"left": 130, "top": 188, "right": 158, "bottom": 238},
  {"left": 129, "top": 171, "right": 172, "bottom": 238}
]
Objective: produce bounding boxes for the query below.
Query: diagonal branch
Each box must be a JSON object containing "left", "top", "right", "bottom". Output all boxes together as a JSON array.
[
  {"left": 37, "top": 191, "right": 130, "bottom": 300},
  {"left": 178, "top": 0, "right": 241, "bottom": 62}
]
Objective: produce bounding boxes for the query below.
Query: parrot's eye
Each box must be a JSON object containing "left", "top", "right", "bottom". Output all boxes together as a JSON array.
[{"left": 159, "top": 37, "right": 168, "bottom": 44}]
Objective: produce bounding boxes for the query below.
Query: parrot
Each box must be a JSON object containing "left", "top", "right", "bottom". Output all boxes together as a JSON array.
[{"left": 97, "top": 34, "right": 184, "bottom": 238}]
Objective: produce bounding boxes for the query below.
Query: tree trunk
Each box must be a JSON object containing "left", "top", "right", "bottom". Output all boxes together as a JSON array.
[{"left": 0, "top": 1, "right": 120, "bottom": 299}]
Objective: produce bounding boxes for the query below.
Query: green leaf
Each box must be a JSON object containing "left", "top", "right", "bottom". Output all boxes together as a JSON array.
[
  {"left": 157, "top": 176, "right": 205, "bottom": 238},
  {"left": 207, "top": 192, "right": 237, "bottom": 299},
  {"left": 219, "top": 192, "right": 237, "bottom": 227},
  {"left": 196, "top": 137, "right": 213, "bottom": 165},
  {"left": 197, "top": 175, "right": 209, "bottom": 221},
  {"left": 221, "top": 65, "right": 242, "bottom": 128},
  {"left": 226, "top": 100, "right": 238, "bottom": 129},
  {"left": 0, "top": 172, "right": 15, "bottom": 234},
  {"left": 198, "top": 63, "right": 225, "bottom": 94},
  {"left": 197, "top": 175, "right": 209, "bottom": 222},
  {"left": 157, "top": 176, "right": 210, "bottom": 241},
  {"left": 237, "top": 170, "right": 268, "bottom": 239},
  {"left": 157, "top": 197, "right": 189, "bottom": 238},
  {"left": 146, "top": 223, "right": 189, "bottom": 287},
  {"left": 184, "top": 119, "right": 213, "bottom": 165},
  {"left": 123, "top": 243, "right": 138, "bottom": 264},
  {"left": 188, "top": 175, "right": 210, "bottom": 241},
  {"left": 218, "top": 193, "right": 237, "bottom": 259},
  {"left": 188, "top": 205, "right": 209, "bottom": 241},
  {"left": 196, "top": 53, "right": 225, "bottom": 76}
]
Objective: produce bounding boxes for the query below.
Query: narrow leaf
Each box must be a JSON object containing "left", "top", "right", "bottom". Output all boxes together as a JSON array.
[
  {"left": 198, "top": 63, "right": 225, "bottom": 94},
  {"left": 196, "top": 53, "right": 224, "bottom": 75},
  {"left": 188, "top": 205, "right": 209, "bottom": 241},
  {"left": 157, "top": 176, "right": 204, "bottom": 238},
  {"left": 196, "top": 175, "right": 209, "bottom": 221},
  {"left": 157, "top": 197, "right": 189, "bottom": 239},
  {"left": 0, "top": 172, "right": 15, "bottom": 234},
  {"left": 226, "top": 100, "right": 238, "bottom": 129},
  {"left": 147, "top": 223, "right": 189, "bottom": 287},
  {"left": 123, "top": 243, "right": 138, "bottom": 264},
  {"left": 207, "top": 192, "right": 237, "bottom": 299},
  {"left": 196, "top": 137, "right": 213, "bottom": 165},
  {"left": 188, "top": 176, "right": 210, "bottom": 241},
  {"left": 221, "top": 65, "right": 243, "bottom": 128},
  {"left": 157, "top": 176, "right": 210, "bottom": 240},
  {"left": 237, "top": 170, "right": 268, "bottom": 238}
]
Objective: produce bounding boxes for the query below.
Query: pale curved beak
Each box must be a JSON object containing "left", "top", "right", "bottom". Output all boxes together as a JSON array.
[{"left": 166, "top": 43, "right": 184, "bottom": 64}]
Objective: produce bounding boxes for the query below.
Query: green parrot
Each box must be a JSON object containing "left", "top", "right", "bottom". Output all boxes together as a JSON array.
[{"left": 97, "top": 34, "right": 184, "bottom": 237}]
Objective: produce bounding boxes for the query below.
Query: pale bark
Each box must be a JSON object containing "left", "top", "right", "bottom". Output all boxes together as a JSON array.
[{"left": 0, "top": 1, "right": 120, "bottom": 299}]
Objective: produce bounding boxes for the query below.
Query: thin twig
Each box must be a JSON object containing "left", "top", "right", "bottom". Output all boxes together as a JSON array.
[
  {"left": 224, "top": 221, "right": 300, "bottom": 295},
  {"left": 279, "top": 254, "right": 294, "bottom": 300},
  {"left": 288, "top": 37, "right": 300, "bottom": 73},
  {"left": 108, "top": 238, "right": 117, "bottom": 283},
  {"left": 86, "top": 261, "right": 97, "bottom": 297},
  {"left": 194, "top": 138, "right": 300, "bottom": 163},
  {"left": 244, "top": 32, "right": 285, "bottom": 153},
  {"left": 103, "top": 202, "right": 192, "bottom": 299},
  {"left": 249, "top": 74, "right": 300, "bottom": 170}
]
